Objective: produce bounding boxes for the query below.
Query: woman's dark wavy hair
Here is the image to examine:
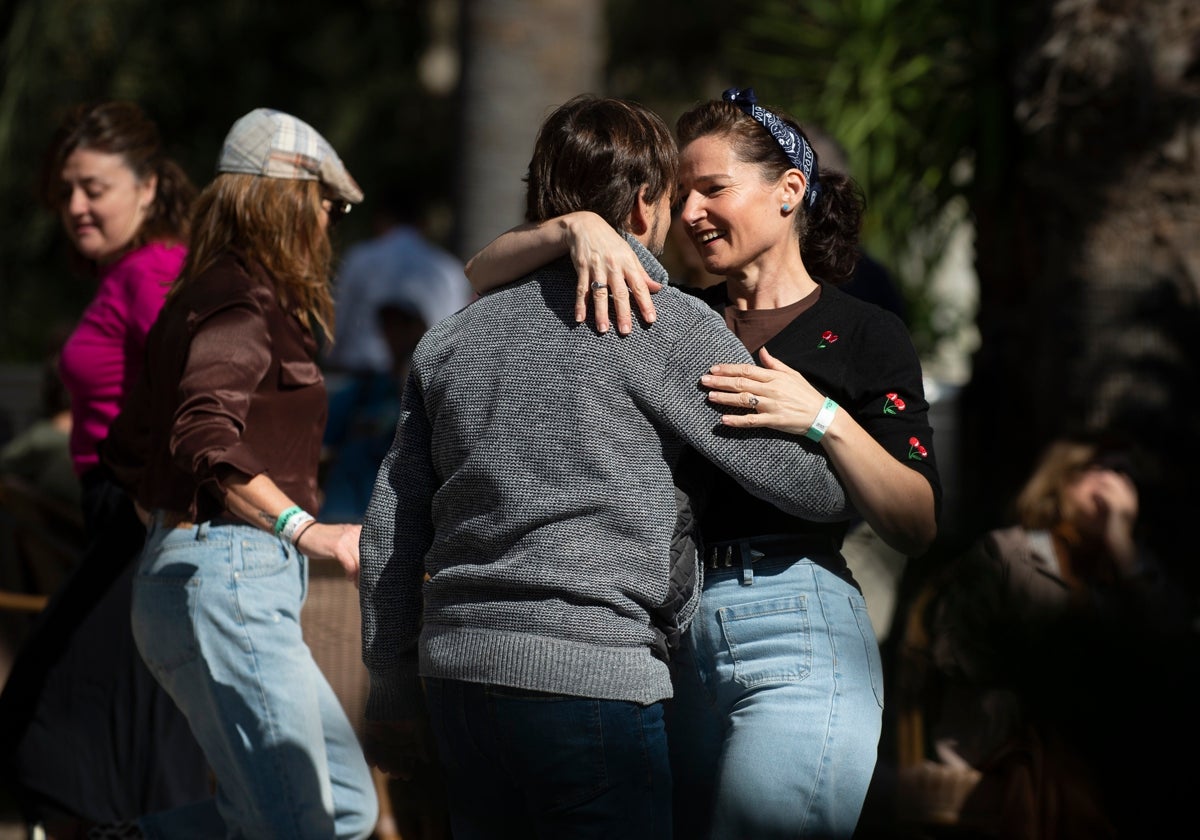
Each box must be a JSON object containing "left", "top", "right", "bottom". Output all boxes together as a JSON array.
[
  {"left": 40, "top": 100, "right": 196, "bottom": 267},
  {"left": 676, "top": 100, "right": 865, "bottom": 285},
  {"left": 525, "top": 95, "right": 678, "bottom": 230}
]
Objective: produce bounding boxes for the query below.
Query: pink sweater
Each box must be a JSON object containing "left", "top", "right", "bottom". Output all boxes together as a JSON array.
[{"left": 59, "top": 241, "right": 186, "bottom": 476}]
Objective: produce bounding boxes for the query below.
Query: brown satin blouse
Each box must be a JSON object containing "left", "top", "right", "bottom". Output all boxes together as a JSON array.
[{"left": 101, "top": 253, "right": 327, "bottom": 521}]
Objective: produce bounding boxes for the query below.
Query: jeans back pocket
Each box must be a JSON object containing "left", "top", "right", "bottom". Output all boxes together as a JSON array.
[{"left": 719, "top": 594, "right": 812, "bottom": 688}]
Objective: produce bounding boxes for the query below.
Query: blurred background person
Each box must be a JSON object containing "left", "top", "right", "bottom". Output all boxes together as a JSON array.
[
  {"left": 323, "top": 184, "right": 472, "bottom": 377},
  {"left": 0, "top": 100, "right": 209, "bottom": 838},
  {"left": 0, "top": 324, "right": 79, "bottom": 512},
  {"left": 892, "top": 432, "right": 1186, "bottom": 838},
  {"left": 0, "top": 324, "right": 79, "bottom": 696},
  {"left": 320, "top": 185, "right": 473, "bottom": 523},
  {"left": 99, "top": 107, "right": 377, "bottom": 840}
]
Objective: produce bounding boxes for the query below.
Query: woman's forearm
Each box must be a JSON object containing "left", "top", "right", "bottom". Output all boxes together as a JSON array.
[
  {"left": 465, "top": 210, "right": 660, "bottom": 333},
  {"left": 820, "top": 414, "right": 937, "bottom": 557},
  {"left": 464, "top": 216, "right": 579, "bottom": 294},
  {"left": 703, "top": 348, "right": 937, "bottom": 556},
  {"left": 223, "top": 472, "right": 297, "bottom": 532},
  {"left": 223, "top": 471, "right": 362, "bottom": 580}
]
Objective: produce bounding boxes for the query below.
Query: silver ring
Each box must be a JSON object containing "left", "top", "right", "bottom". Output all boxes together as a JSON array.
[
  {"left": 748, "top": 395, "right": 759, "bottom": 410},
  {"left": 590, "top": 280, "right": 608, "bottom": 292}
]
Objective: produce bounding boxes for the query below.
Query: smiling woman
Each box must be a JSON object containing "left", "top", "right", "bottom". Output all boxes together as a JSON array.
[
  {"left": 0, "top": 101, "right": 210, "bottom": 834},
  {"left": 463, "top": 88, "right": 943, "bottom": 840},
  {"left": 45, "top": 102, "right": 196, "bottom": 479},
  {"left": 58, "top": 147, "right": 158, "bottom": 263}
]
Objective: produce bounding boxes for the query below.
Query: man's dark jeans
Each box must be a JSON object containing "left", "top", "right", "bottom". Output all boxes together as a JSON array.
[{"left": 423, "top": 677, "right": 671, "bottom": 839}]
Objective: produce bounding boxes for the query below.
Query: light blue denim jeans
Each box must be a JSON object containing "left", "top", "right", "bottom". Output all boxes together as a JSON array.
[
  {"left": 669, "top": 543, "right": 884, "bottom": 840},
  {"left": 130, "top": 518, "right": 378, "bottom": 840}
]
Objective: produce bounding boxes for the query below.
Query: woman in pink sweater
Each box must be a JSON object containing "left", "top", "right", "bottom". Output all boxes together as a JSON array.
[{"left": 0, "top": 101, "right": 209, "bottom": 835}]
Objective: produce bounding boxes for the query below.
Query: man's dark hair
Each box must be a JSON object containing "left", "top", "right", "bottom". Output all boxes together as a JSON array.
[{"left": 524, "top": 95, "right": 678, "bottom": 231}]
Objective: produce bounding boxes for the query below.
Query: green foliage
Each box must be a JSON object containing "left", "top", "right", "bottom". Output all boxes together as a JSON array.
[
  {"left": 727, "top": 0, "right": 978, "bottom": 356},
  {"left": 2, "top": 0, "right": 987, "bottom": 365},
  {"left": 0, "top": 0, "right": 453, "bottom": 361}
]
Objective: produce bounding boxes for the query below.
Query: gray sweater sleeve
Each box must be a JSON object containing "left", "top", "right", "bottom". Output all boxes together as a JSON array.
[
  {"left": 359, "top": 372, "right": 434, "bottom": 721},
  {"left": 653, "top": 304, "right": 850, "bottom": 521}
]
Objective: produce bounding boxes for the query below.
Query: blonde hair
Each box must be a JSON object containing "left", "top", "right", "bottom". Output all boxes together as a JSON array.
[
  {"left": 1012, "top": 439, "right": 1101, "bottom": 530},
  {"left": 175, "top": 173, "right": 333, "bottom": 338}
]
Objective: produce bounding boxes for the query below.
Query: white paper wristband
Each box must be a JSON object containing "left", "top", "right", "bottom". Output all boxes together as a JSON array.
[
  {"left": 281, "top": 511, "right": 316, "bottom": 545},
  {"left": 805, "top": 397, "right": 839, "bottom": 442}
]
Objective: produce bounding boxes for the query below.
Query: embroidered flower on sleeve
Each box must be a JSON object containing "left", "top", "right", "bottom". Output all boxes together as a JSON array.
[
  {"left": 907, "top": 436, "right": 928, "bottom": 460},
  {"left": 884, "top": 392, "right": 907, "bottom": 414},
  {"left": 817, "top": 329, "right": 839, "bottom": 349}
]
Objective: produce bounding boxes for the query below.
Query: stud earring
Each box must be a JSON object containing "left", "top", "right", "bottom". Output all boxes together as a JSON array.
[{"left": 781, "top": 203, "right": 791, "bottom": 212}]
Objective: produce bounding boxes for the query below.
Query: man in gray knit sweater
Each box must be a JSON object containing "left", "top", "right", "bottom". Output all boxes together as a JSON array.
[{"left": 358, "top": 95, "right": 848, "bottom": 839}]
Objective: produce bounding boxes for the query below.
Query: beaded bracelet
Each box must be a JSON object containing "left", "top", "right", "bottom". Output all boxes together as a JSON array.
[{"left": 292, "top": 517, "right": 319, "bottom": 546}]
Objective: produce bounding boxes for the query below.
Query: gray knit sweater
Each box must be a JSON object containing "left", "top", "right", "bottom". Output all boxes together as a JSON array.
[{"left": 359, "top": 236, "right": 847, "bottom": 720}]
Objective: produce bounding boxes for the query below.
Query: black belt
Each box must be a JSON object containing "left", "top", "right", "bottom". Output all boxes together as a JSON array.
[{"left": 704, "top": 534, "right": 836, "bottom": 584}]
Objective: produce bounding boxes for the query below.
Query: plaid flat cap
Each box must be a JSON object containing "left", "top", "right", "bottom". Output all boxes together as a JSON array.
[{"left": 217, "top": 108, "right": 363, "bottom": 204}]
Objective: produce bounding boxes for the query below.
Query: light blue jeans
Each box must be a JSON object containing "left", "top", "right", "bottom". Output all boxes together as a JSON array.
[
  {"left": 669, "top": 543, "right": 884, "bottom": 839},
  {"left": 130, "top": 518, "right": 378, "bottom": 840}
]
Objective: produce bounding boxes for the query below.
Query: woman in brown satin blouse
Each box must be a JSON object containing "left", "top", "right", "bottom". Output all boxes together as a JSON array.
[{"left": 99, "top": 109, "right": 378, "bottom": 839}]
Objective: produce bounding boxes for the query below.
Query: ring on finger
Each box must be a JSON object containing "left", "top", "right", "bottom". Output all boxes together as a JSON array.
[
  {"left": 590, "top": 280, "right": 608, "bottom": 291},
  {"left": 748, "top": 395, "right": 759, "bottom": 410}
]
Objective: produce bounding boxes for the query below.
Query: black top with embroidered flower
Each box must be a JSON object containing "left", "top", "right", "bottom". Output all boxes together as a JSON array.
[{"left": 681, "top": 281, "right": 942, "bottom": 579}]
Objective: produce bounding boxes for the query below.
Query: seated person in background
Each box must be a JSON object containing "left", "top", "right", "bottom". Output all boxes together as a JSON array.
[
  {"left": 0, "top": 327, "right": 82, "bottom": 608},
  {"left": 934, "top": 433, "right": 1160, "bottom": 647},
  {"left": 900, "top": 432, "right": 1184, "bottom": 838},
  {"left": 0, "top": 327, "right": 79, "bottom": 511}
]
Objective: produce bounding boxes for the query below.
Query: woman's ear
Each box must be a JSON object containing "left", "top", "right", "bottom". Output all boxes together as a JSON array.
[{"left": 782, "top": 169, "right": 806, "bottom": 212}]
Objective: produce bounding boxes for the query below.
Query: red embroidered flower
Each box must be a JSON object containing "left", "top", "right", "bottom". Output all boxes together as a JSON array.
[
  {"left": 907, "top": 436, "right": 928, "bottom": 460},
  {"left": 883, "top": 392, "right": 906, "bottom": 414},
  {"left": 817, "top": 329, "right": 839, "bottom": 349}
]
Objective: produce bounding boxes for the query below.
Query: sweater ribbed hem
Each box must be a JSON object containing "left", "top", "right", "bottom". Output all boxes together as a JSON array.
[{"left": 419, "top": 625, "right": 673, "bottom": 706}]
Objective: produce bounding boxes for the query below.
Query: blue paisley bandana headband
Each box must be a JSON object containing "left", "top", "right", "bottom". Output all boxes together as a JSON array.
[{"left": 723, "top": 87, "right": 822, "bottom": 208}]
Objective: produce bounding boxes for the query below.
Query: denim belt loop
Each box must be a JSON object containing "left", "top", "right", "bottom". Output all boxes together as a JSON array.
[
  {"left": 741, "top": 541, "right": 754, "bottom": 586},
  {"left": 741, "top": 543, "right": 765, "bottom": 586}
]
